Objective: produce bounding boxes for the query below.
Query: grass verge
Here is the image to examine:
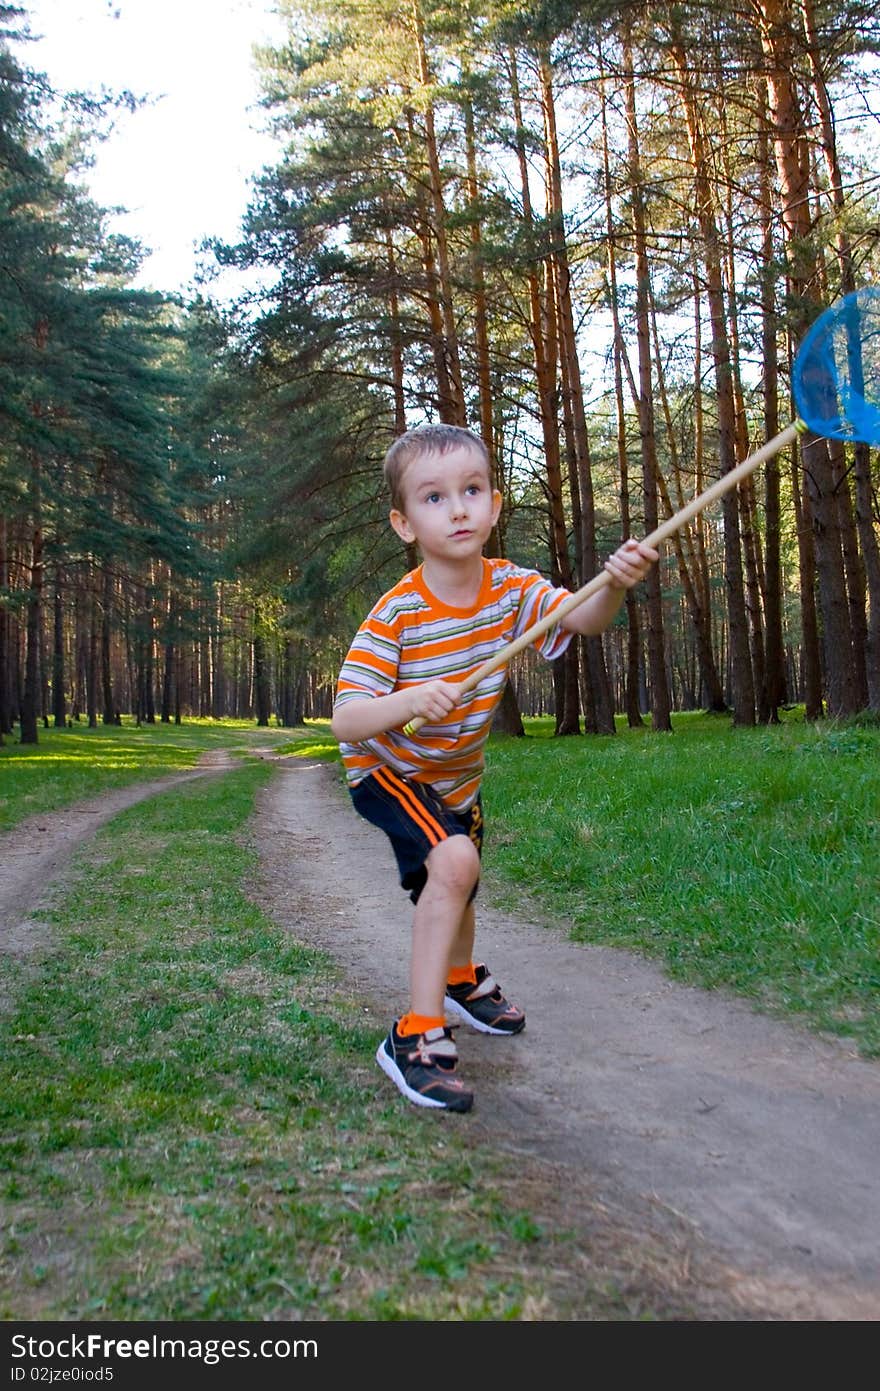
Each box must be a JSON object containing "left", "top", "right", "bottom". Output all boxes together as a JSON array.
[{"left": 484, "top": 711, "right": 880, "bottom": 1056}]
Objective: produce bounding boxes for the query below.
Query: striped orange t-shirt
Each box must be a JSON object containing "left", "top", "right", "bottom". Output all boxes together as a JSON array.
[{"left": 334, "top": 557, "right": 574, "bottom": 811}]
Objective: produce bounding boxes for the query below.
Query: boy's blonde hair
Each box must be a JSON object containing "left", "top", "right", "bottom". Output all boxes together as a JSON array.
[{"left": 383, "top": 423, "right": 491, "bottom": 512}]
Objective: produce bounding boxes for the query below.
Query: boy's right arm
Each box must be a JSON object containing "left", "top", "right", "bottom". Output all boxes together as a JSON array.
[{"left": 331, "top": 680, "right": 464, "bottom": 744}]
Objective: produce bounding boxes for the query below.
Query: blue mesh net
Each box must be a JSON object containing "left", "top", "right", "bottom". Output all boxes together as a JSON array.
[{"left": 792, "top": 287, "right": 880, "bottom": 444}]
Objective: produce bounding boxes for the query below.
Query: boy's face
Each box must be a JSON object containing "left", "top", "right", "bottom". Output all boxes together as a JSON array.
[{"left": 389, "top": 445, "right": 501, "bottom": 564}]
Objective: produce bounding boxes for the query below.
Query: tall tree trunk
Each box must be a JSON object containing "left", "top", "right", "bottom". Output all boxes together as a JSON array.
[
  {"left": 0, "top": 515, "right": 9, "bottom": 738},
  {"left": 853, "top": 442, "right": 880, "bottom": 710},
  {"left": 599, "top": 61, "right": 645, "bottom": 728},
  {"left": 647, "top": 295, "right": 727, "bottom": 711},
  {"left": 144, "top": 592, "right": 156, "bottom": 724},
  {"left": 801, "top": 0, "right": 880, "bottom": 707},
  {"left": 52, "top": 563, "right": 66, "bottom": 728},
  {"left": 738, "top": 479, "right": 770, "bottom": 722},
  {"left": 162, "top": 637, "right": 175, "bottom": 723},
  {"left": 383, "top": 222, "right": 408, "bottom": 439},
  {"left": 623, "top": 32, "right": 672, "bottom": 732},
  {"left": 464, "top": 77, "right": 523, "bottom": 736},
  {"left": 791, "top": 439, "right": 824, "bottom": 718},
  {"left": 754, "top": 0, "right": 859, "bottom": 715},
  {"left": 463, "top": 85, "right": 493, "bottom": 458},
  {"left": 540, "top": 46, "right": 615, "bottom": 733},
  {"left": 691, "top": 270, "right": 714, "bottom": 632},
  {"left": 670, "top": 37, "right": 754, "bottom": 724},
  {"left": 614, "top": 339, "right": 645, "bottom": 729},
  {"left": 40, "top": 560, "right": 49, "bottom": 728},
  {"left": 509, "top": 48, "right": 577, "bottom": 734},
  {"left": 101, "top": 564, "right": 116, "bottom": 723},
  {"left": 253, "top": 604, "right": 271, "bottom": 728},
  {"left": 161, "top": 580, "right": 175, "bottom": 724},
  {"left": 174, "top": 643, "right": 183, "bottom": 725},
  {"left": 721, "top": 154, "right": 769, "bottom": 721},
  {"left": 211, "top": 583, "right": 225, "bottom": 718},
  {"left": 411, "top": 3, "right": 466, "bottom": 426},
  {"left": 124, "top": 585, "right": 136, "bottom": 722},
  {"left": 757, "top": 112, "right": 786, "bottom": 718},
  {"left": 87, "top": 588, "right": 98, "bottom": 729},
  {"left": 829, "top": 433, "right": 869, "bottom": 707},
  {"left": 20, "top": 461, "right": 43, "bottom": 746}
]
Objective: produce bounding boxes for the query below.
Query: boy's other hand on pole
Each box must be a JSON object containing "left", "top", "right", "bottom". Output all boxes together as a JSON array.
[
  {"left": 604, "top": 538, "right": 659, "bottom": 591},
  {"left": 408, "top": 679, "right": 463, "bottom": 727}
]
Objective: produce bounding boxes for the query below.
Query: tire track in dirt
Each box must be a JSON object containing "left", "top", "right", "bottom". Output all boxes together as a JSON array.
[{"left": 0, "top": 750, "right": 239, "bottom": 962}]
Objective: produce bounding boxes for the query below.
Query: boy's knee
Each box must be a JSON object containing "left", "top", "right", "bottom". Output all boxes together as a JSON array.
[{"left": 427, "top": 834, "right": 480, "bottom": 895}]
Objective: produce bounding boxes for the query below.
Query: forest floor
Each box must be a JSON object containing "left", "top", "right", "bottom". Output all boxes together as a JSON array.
[{"left": 3, "top": 748, "right": 880, "bottom": 1321}]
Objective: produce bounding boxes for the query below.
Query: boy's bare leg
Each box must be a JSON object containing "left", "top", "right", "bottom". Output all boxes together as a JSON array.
[
  {"left": 443, "top": 886, "right": 526, "bottom": 1036},
  {"left": 448, "top": 900, "right": 476, "bottom": 972},
  {"left": 410, "top": 837, "right": 480, "bottom": 1018}
]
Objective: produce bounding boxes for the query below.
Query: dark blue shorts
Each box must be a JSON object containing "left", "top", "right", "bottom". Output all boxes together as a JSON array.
[{"left": 349, "top": 767, "right": 483, "bottom": 905}]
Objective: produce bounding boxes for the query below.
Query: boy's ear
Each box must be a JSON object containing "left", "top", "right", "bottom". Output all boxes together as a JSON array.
[
  {"left": 389, "top": 508, "right": 415, "bottom": 545},
  {"left": 491, "top": 488, "right": 502, "bottom": 524}
]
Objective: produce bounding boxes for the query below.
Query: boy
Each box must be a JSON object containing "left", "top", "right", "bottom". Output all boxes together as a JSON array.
[{"left": 331, "top": 423, "right": 657, "bottom": 1113}]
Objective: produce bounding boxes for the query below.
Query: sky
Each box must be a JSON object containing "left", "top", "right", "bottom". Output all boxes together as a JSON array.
[{"left": 20, "top": 0, "right": 288, "bottom": 296}]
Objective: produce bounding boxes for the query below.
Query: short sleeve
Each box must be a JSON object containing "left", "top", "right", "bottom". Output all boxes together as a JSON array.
[
  {"left": 511, "top": 570, "right": 574, "bottom": 662},
  {"left": 335, "top": 613, "right": 400, "bottom": 706}
]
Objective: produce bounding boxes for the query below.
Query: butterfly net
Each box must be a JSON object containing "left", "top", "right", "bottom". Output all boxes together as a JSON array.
[{"left": 792, "top": 287, "right": 880, "bottom": 445}]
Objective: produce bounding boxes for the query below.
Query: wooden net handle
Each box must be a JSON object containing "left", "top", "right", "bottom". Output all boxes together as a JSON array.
[{"left": 402, "top": 422, "right": 803, "bottom": 736}]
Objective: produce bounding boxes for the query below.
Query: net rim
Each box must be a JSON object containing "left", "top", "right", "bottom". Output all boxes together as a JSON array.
[{"left": 792, "top": 286, "right": 880, "bottom": 446}]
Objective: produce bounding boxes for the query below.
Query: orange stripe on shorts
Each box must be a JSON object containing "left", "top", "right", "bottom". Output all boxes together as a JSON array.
[{"left": 373, "top": 766, "right": 445, "bottom": 848}]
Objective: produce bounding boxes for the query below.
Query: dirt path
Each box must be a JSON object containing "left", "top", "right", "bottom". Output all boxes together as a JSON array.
[
  {"left": 3, "top": 749, "right": 879, "bottom": 1320},
  {"left": 254, "top": 758, "right": 880, "bottom": 1321},
  {"left": 0, "top": 751, "right": 237, "bottom": 961}
]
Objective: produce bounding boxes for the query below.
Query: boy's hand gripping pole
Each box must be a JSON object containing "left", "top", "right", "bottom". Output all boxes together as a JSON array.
[{"left": 402, "top": 422, "right": 803, "bottom": 737}]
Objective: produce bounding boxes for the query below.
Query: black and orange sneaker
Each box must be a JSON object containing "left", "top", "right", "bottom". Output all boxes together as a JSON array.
[
  {"left": 444, "top": 964, "right": 525, "bottom": 1036},
  {"left": 376, "top": 1021, "right": 474, "bottom": 1112}
]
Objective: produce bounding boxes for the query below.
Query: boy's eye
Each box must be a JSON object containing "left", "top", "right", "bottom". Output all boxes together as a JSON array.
[
  {"left": 466, "top": 484, "right": 481, "bottom": 495},
  {"left": 425, "top": 492, "right": 441, "bottom": 503}
]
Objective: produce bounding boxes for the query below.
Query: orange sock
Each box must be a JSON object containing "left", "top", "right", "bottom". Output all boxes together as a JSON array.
[
  {"left": 447, "top": 963, "right": 477, "bottom": 987},
  {"left": 398, "top": 1011, "right": 446, "bottom": 1037}
]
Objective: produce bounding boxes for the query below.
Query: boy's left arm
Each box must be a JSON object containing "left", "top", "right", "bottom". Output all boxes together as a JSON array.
[{"left": 561, "top": 538, "right": 659, "bottom": 637}]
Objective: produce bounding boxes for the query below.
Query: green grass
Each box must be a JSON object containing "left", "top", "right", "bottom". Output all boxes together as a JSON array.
[
  {"left": 0, "top": 717, "right": 311, "bottom": 832},
  {"left": 273, "top": 722, "right": 341, "bottom": 763},
  {"left": 0, "top": 755, "right": 691, "bottom": 1322},
  {"left": 483, "top": 711, "right": 880, "bottom": 1056}
]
